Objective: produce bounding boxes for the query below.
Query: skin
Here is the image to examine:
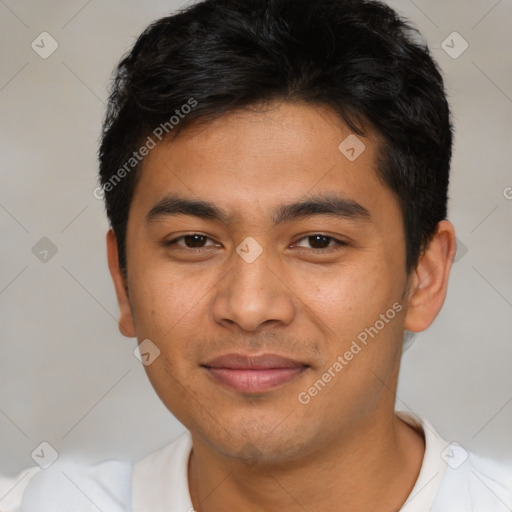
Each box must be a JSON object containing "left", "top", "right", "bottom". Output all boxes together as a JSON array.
[{"left": 107, "top": 100, "right": 456, "bottom": 511}]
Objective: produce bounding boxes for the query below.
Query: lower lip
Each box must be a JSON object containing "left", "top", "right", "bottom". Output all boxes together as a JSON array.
[{"left": 204, "top": 367, "right": 308, "bottom": 393}]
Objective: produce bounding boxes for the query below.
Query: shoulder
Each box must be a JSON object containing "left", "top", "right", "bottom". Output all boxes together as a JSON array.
[
  {"left": 0, "top": 459, "right": 131, "bottom": 512},
  {"left": 396, "top": 411, "right": 512, "bottom": 511},
  {"left": 432, "top": 450, "right": 512, "bottom": 511},
  {"left": 1, "top": 432, "right": 192, "bottom": 512}
]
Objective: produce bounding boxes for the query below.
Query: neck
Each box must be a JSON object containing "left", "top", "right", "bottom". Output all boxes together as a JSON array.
[{"left": 188, "top": 411, "right": 425, "bottom": 512}]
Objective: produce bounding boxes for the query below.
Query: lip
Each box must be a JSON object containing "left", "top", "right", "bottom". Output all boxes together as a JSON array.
[
  {"left": 203, "top": 353, "right": 307, "bottom": 370},
  {"left": 202, "top": 353, "right": 309, "bottom": 393}
]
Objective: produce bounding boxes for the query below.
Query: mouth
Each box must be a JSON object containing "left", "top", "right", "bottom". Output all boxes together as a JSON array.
[{"left": 201, "top": 353, "right": 310, "bottom": 393}]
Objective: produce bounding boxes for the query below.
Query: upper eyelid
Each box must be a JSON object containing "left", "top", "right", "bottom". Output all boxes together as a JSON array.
[{"left": 293, "top": 235, "right": 346, "bottom": 247}]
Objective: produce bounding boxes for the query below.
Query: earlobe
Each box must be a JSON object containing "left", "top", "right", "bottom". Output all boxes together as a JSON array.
[
  {"left": 403, "top": 220, "right": 457, "bottom": 333},
  {"left": 106, "top": 229, "right": 137, "bottom": 338}
]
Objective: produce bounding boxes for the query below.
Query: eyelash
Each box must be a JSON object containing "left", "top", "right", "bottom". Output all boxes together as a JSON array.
[{"left": 164, "top": 234, "right": 347, "bottom": 252}]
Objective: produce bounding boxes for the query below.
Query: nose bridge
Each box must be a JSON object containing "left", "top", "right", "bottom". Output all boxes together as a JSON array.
[
  {"left": 212, "top": 240, "right": 295, "bottom": 331},
  {"left": 232, "top": 244, "right": 272, "bottom": 294}
]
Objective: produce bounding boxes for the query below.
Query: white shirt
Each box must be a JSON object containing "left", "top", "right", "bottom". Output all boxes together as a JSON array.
[{"left": 1, "top": 411, "right": 511, "bottom": 511}]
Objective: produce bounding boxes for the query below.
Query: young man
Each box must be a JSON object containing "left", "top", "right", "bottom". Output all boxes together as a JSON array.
[{"left": 2, "top": 0, "right": 511, "bottom": 510}]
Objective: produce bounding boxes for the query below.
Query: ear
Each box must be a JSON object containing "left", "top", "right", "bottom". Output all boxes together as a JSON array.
[
  {"left": 404, "top": 220, "right": 457, "bottom": 332},
  {"left": 106, "top": 229, "right": 136, "bottom": 338}
]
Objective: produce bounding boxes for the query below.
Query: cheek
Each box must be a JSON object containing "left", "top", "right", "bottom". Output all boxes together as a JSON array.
[
  {"left": 293, "top": 260, "right": 393, "bottom": 343},
  {"left": 294, "top": 260, "right": 404, "bottom": 402},
  {"left": 294, "top": 272, "right": 404, "bottom": 430},
  {"left": 128, "top": 255, "right": 211, "bottom": 339}
]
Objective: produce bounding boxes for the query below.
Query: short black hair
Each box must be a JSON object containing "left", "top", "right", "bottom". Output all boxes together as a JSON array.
[{"left": 98, "top": 0, "right": 453, "bottom": 277}]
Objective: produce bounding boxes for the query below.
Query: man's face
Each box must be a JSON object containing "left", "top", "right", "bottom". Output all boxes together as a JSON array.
[{"left": 121, "top": 101, "right": 410, "bottom": 463}]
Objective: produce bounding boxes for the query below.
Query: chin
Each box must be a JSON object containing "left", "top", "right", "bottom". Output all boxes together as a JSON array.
[{"left": 194, "top": 411, "right": 318, "bottom": 466}]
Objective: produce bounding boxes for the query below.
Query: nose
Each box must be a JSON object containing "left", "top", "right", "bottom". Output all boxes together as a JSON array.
[{"left": 212, "top": 242, "right": 295, "bottom": 332}]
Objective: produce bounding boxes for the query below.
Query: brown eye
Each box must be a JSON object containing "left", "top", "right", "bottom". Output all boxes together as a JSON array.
[
  {"left": 165, "top": 234, "right": 216, "bottom": 248},
  {"left": 181, "top": 235, "right": 208, "bottom": 248},
  {"left": 294, "top": 234, "right": 346, "bottom": 251},
  {"left": 307, "top": 235, "right": 331, "bottom": 249}
]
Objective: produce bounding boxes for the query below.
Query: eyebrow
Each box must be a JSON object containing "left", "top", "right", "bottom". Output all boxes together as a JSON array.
[{"left": 146, "top": 193, "right": 371, "bottom": 226}]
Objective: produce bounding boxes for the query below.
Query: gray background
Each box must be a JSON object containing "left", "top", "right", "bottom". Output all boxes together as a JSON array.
[{"left": 0, "top": 0, "right": 511, "bottom": 477}]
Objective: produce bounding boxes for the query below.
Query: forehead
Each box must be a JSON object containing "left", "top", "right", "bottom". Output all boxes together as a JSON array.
[{"left": 130, "top": 101, "right": 398, "bottom": 226}]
